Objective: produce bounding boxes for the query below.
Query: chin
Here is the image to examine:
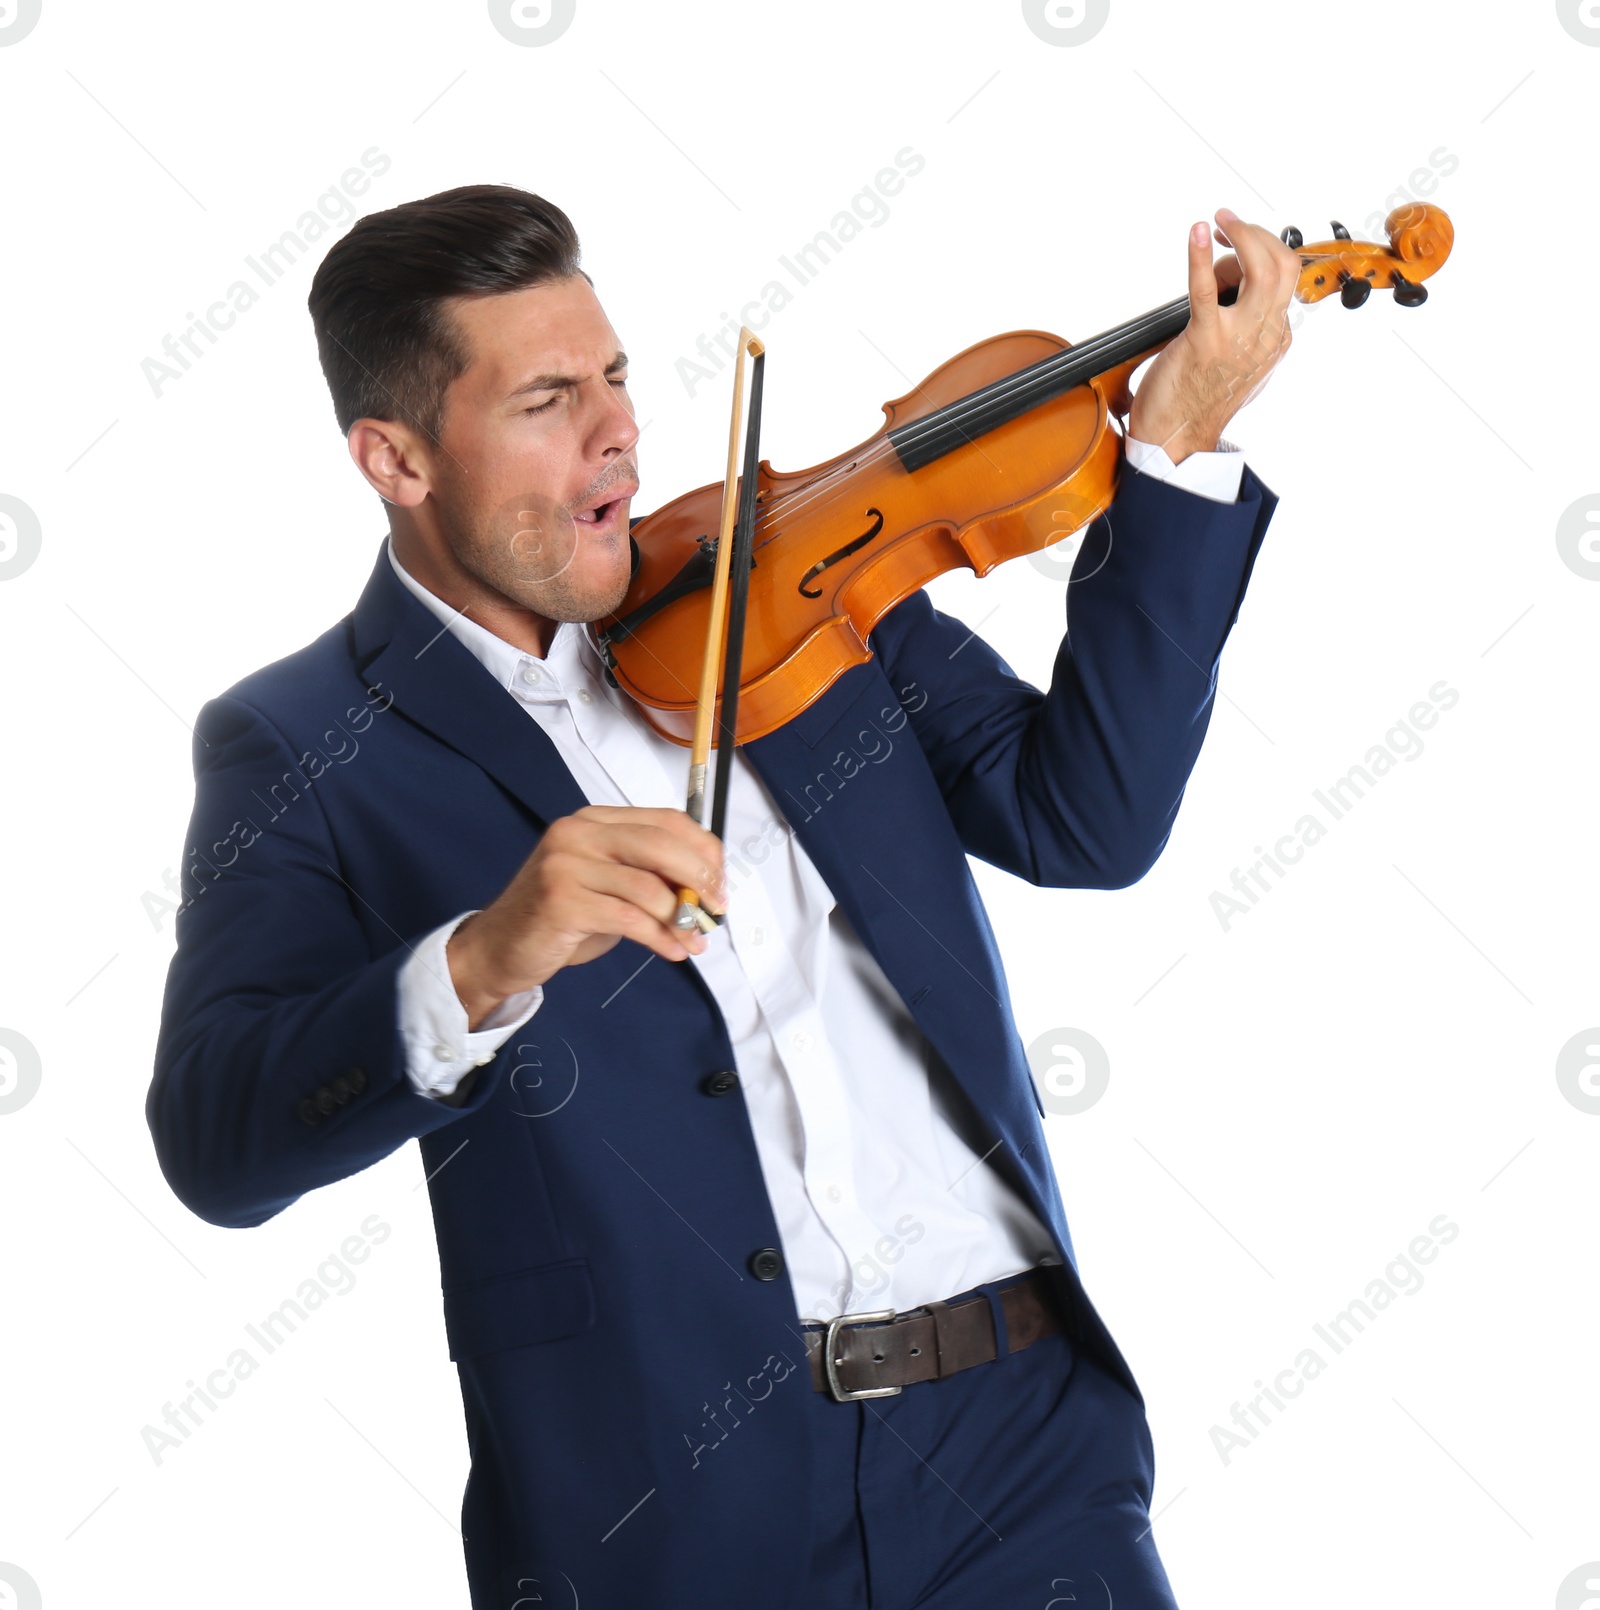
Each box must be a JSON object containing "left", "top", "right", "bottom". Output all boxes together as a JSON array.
[
  {"left": 591, "top": 562, "right": 635, "bottom": 622},
  {"left": 546, "top": 544, "right": 631, "bottom": 627}
]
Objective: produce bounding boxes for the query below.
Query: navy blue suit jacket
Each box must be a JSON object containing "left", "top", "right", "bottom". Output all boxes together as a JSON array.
[{"left": 148, "top": 460, "right": 1276, "bottom": 1607}]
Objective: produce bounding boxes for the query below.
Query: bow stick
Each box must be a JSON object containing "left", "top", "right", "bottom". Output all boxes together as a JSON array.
[{"left": 673, "top": 326, "right": 765, "bottom": 934}]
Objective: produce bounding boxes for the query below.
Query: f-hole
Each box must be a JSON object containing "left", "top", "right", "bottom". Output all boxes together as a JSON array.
[{"left": 798, "top": 508, "right": 884, "bottom": 599}]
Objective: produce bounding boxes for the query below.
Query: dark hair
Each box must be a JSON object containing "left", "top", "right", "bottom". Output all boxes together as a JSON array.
[{"left": 306, "top": 183, "right": 587, "bottom": 444}]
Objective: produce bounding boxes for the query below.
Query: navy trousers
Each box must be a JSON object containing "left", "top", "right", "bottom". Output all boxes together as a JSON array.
[{"left": 798, "top": 1274, "right": 1180, "bottom": 1609}]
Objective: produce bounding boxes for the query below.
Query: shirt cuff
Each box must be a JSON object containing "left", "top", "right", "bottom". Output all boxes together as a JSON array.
[
  {"left": 1124, "top": 434, "right": 1245, "bottom": 505},
  {"left": 398, "top": 911, "right": 543, "bottom": 1100}
]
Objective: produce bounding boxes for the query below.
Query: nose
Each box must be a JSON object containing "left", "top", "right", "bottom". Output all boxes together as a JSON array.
[{"left": 592, "top": 376, "right": 639, "bottom": 463}]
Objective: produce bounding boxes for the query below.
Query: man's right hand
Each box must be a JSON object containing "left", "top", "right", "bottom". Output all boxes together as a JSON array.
[{"left": 445, "top": 805, "right": 727, "bottom": 1030}]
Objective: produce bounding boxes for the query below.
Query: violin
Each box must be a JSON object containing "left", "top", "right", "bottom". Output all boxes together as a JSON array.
[{"left": 591, "top": 203, "right": 1453, "bottom": 755}]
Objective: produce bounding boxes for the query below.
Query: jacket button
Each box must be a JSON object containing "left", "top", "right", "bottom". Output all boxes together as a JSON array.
[
  {"left": 347, "top": 1067, "right": 367, "bottom": 1094},
  {"left": 330, "top": 1075, "right": 353, "bottom": 1104},
  {"left": 297, "top": 1097, "right": 321, "bottom": 1125},
  {"left": 313, "top": 1087, "right": 338, "bottom": 1116},
  {"left": 702, "top": 1069, "right": 739, "bottom": 1096},
  {"left": 749, "top": 1247, "right": 784, "bottom": 1281}
]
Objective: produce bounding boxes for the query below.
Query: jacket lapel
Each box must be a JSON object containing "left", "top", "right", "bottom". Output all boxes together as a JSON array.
[
  {"left": 349, "top": 534, "right": 971, "bottom": 1019},
  {"left": 348, "top": 539, "right": 591, "bottom": 829}
]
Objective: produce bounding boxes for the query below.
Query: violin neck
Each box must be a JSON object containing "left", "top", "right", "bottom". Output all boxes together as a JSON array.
[{"left": 887, "top": 296, "right": 1193, "bottom": 473}]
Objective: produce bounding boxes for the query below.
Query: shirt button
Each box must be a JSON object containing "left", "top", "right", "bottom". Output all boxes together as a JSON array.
[
  {"left": 520, "top": 665, "right": 543, "bottom": 686},
  {"left": 791, "top": 1031, "right": 812, "bottom": 1054},
  {"left": 577, "top": 689, "right": 592, "bottom": 704},
  {"left": 433, "top": 1043, "right": 454, "bottom": 1062},
  {"left": 749, "top": 926, "right": 765, "bottom": 947},
  {"left": 826, "top": 1184, "right": 842, "bottom": 1203}
]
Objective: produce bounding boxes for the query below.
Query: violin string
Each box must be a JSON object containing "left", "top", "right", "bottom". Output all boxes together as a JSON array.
[
  {"left": 733, "top": 235, "right": 1358, "bottom": 534},
  {"left": 752, "top": 301, "right": 1174, "bottom": 527},
  {"left": 750, "top": 297, "right": 1189, "bottom": 533},
  {"left": 747, "top": 296, "right": 1192, "bottom": 542},
  {"left": 887, "top": 298, "right": 1189, "bottom": 456}
]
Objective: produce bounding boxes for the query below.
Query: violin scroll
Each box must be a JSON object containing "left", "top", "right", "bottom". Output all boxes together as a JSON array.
[{"left": 1285, "top": 202, "right": 1454, "bottom": 308}]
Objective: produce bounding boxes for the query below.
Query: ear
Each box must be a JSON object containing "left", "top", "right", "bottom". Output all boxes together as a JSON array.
[{"left": 347, "top": 417, "right": 435, "bottom": 507}]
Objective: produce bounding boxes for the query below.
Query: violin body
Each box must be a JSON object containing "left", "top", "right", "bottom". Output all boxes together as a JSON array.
[
  {"left": 596, "top": 330, "right": 1124, "bottom": 745},
  {"left": 593, "top": 203, "right": 1455, "bottom": 748}
]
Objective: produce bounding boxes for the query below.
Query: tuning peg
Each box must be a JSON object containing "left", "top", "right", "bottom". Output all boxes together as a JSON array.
[
  {"left": 1331, "top": 221, "right": 1352, "bottom": 241},
  {"left": 1280, "top": 225, "right": 1303, "bottom": 249},
  {"left": 1391, "top": 272, "right": 1429, "bottom": 308},
  {"left": 1339, "top": 273, "right": 1372, "bottom": 309}
]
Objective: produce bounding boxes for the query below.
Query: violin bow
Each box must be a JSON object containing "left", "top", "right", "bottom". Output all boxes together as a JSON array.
[{"left": 673, "top": 326, "right": 765, "bottom": 934}]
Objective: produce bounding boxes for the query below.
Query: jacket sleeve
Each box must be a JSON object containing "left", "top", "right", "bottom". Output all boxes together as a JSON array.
[
  {"left": 147, "top": 694, "right": 506, "bottom": 1229},
  {"left": 866, "top": 460, "right": 1278, "bottom": 890}
]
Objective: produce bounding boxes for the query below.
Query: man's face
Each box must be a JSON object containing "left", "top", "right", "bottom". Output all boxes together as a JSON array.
[{"left": 424, "top": 274, "right": 640, "bottom": 625}]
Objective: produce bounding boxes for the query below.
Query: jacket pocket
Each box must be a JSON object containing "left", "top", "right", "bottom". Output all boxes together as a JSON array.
[{"left": 442, "top": 1258, "right": 595, "bottom": 1362}]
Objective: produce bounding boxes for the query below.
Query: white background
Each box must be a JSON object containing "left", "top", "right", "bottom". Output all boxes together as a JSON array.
[{"left": 1, "top": 2, "right": 1596, "bottom": 1606}]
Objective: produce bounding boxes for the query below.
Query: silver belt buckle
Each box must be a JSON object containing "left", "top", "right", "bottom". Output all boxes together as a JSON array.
[{"left": 823, "top": 1306, "right": 902, "bottom": 1402}]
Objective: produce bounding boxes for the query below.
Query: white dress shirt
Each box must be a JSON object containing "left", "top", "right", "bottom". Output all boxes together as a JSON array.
[{"left": 392, "top": 436, "right": 1242, "bottom": 1323}]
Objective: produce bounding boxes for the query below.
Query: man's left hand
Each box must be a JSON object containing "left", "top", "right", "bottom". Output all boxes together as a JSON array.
[{"left": 1127, "top": 207, "right": 1301, "bottom": 463}]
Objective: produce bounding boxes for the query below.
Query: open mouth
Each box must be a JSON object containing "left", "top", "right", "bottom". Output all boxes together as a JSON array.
[
  {"left": 571, "top": 482, "right": 637, "bottom": 528},
  {"left": 574, "top": 499, "right": 618, "bottom": 526}
]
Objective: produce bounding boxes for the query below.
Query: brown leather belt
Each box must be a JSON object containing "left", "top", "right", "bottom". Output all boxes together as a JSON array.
[{"left": 803, "top": 1268, "right": 1064, "bottom": 1402}]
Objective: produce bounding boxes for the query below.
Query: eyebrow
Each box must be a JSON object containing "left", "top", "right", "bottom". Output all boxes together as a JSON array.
[{"left": 505, "top": 350, "right": 629, "bottom": 402}]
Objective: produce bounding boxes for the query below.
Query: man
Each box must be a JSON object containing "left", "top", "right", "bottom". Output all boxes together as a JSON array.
[{"left": 148, "top": 184, "right": 1293, "bottom": 1607}]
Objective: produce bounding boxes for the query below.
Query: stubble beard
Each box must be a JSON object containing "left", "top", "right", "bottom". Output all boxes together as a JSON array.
[{"left": 437, "top": 476, "right": 634, "bottom": 626}]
